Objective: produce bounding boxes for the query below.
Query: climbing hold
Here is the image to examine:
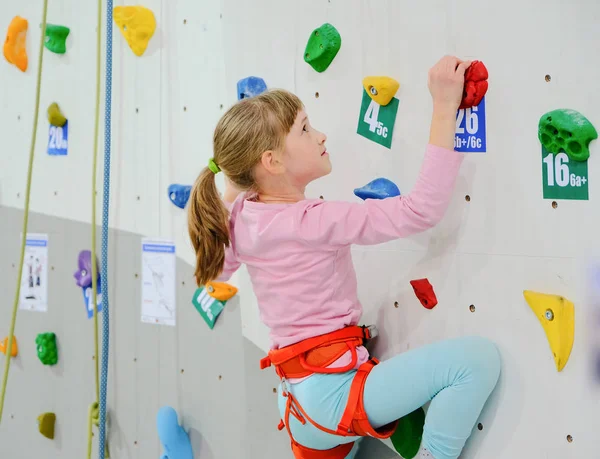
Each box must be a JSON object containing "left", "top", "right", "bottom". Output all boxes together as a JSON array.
[
  {"left": 192, "top": 286, "right": 226, "bottom": 330},
  {"left": 113, "top": 6, "right": 156, "bottom": 57},
  {"left": 74, "top": 250, "right": 99, "bottom": 288},
  {"left": 44, "top": 24, "right": 70, "bottom": 54},
  {"left": 538, "top": 109, "right": 597, "bottom": 162},
  {"left": 523, "top": 290, "right": 575, "bottom": 372},
  {"left": 354, "top": 178, "right": 400, "bottom": 200},
  {"left": 459, "top": 60, "right": 488, "bottom": 109},
  {"left": 0, "top": 336, "right": 18, "bottom": 357},
  {"left": 362, "top": 76, "right": 400, "bottom": 106},
  {"left": 168, "top": 184, "right": 192, "bottom": 209},
  {"left": 303, "top": 23, "right": 341, "bottom": 73},
  {"left": 409, "top": 278, "right": 438, "bottom": 310},
  {"left": 205, "top": 281, "right": 238, "bottom": 301},
  {"left": 3, "top": 16, "right": 28, "bottom": 72},
  {"left": 37, "top": 412, "right": 56, "bottom": 439},
  {"left": 390, "top": 407, "right": 425, "bottom": 459},
  {"left": 47, "top": 103, "right": 67, "bottom": 127},
  {"left": 36, "top": 332, "right": 58, "bottom": 366},
  {"left": 157, "top": 406, "right": 193, "bottom": 459},
  {"left": 237, "top": 76, "right": 267, "bottom": 100}
]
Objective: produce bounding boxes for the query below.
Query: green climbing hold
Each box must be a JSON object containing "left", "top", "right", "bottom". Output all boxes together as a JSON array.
[
  {"left": 303, "top": 23, "right": 341, "bottom": 73},
  {"left": 538, "top": 109, "right": 597, "bottom": 162},
  {"left": 390, "top": 407, "right": 426, "bottom": 459},
  {"left": 36, "top": 332, "right": 58, "bottom": 366},
  {"left": 44, "top": 24, "right": 70, "bottom": 54}
]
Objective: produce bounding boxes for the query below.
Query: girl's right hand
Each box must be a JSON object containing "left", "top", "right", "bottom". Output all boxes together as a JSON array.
[{"left": 428, "top": 55, "right": 471, "bottom": 113}]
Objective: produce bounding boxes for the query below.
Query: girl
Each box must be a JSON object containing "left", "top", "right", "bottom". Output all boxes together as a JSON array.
[{"left": 188, "top": 55, "right": 501, "bottom": 459}]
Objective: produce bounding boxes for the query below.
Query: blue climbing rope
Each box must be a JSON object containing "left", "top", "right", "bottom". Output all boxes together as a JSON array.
[{"left": 98, "top": 0, "right": 113, "bottom": 457}]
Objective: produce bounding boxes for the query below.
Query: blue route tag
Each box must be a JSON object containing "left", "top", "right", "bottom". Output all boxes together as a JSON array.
[
  {"left": 454, "top": 97, "right": 486, "bottom": 153},
  {"left": 47, "top": 121, "right": 69, "bottom": 156},
  {"left": 82, "top": 277, "right": 103, "bottom": 319}
]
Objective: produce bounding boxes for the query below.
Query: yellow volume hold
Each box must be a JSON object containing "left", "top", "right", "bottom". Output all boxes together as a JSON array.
[
  {"left": 523, "top": 290, "right": 575, "bottom": 372},
  {"left": 113, "top": 6, "right": 156, "bottom": 57},
  {"left": 362, "top": 76, "right": 400, "bottom": 106}
]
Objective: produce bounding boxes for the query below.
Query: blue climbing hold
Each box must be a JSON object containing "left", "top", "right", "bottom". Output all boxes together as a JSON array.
[
  {"left": 354, "top": 178, "right": 401, "bottom": 200},
  {"left": 168, "top": 184, "right": 192, "bottom": 209},
  {"left": 237, "top": 76, "right": 267, "bottom": 100},
  {"left": 157, "top": 406, "right": 193, "bottom": 459}
]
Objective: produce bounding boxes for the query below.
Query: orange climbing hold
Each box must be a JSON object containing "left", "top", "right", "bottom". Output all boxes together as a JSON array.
[
  {"left": 0, "top": 336, "right": 18, "bottom": 357},
  {"left": 3, "top": 16, "right": 28, "bottom": 72},
  {"left": 205, "top": 281, "right": 238, "bottom": 301}
]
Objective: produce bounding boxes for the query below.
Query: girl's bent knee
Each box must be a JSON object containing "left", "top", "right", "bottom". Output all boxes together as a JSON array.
[{"left": 466, "top": 336, "right": 501, "bottom": 389}]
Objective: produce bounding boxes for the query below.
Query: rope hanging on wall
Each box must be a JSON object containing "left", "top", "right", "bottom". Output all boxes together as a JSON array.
[
  {"left": 86, "top": 0, "right": 103, "bottom": 454},
  {"left": 98, "top": 0, "right": 114, "bottom": 456},
  {"left": 0, "top": 0, "right": 49, "bottom": 423}
]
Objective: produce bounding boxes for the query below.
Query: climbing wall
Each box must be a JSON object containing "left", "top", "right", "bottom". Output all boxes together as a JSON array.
[{"left": 0, "top": 0, "right": 599, "bottom": 458}]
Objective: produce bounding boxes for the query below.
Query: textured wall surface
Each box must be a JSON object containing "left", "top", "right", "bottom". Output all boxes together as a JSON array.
[{"left": 1, "top": 0, "right": 599, "bottom": 458}]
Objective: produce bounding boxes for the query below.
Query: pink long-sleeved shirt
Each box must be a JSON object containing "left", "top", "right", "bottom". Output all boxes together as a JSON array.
[{"left": 216, "top": 144, "right": 464, "bottom": 379}]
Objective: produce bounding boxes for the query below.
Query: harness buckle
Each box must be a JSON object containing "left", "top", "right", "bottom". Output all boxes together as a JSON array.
[{"left": 364, "top": 325, "right": 378, "bottom": 340}]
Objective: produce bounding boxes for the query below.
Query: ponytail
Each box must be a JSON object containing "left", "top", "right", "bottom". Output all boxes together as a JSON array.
[{"left": 187, "top": 166, "right": 230, "bottom": 286}]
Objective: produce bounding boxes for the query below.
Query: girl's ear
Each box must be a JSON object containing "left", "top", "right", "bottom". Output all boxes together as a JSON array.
[{"left": 260, "top": 150, "right": 285, "bottom": 175}]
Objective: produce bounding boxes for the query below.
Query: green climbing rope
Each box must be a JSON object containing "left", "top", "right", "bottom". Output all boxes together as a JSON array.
[
  {"left": 0, "top": 0, "right": 49, "bottom": 423},
  {"left": 87, "top": 0, "right": 103, "bottom": 455}
]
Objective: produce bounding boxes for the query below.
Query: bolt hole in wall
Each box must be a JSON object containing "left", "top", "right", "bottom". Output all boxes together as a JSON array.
[
  {"left": 567, "top": 435, "right": 573, "bottom": 443},
  {"left": 394, "top": 301, "right": 399, "bottom": 308},
  {"left": 465, "top": 195, "right": 471, "bottom": 202},
  {"left": 470, "top": 304, "right": 476, "bottom": 312},
  {"left": 315, "top": 91, "right": 319, "bottom": 98},
  {"left": 478, "top": 423, "right": 484, "bottom": 431},
  {"left": 545, "top": 74, "right": 551, "bottom": 82},
  {"left": 552, "top": 201, "right": 558, "bottom": 209}
]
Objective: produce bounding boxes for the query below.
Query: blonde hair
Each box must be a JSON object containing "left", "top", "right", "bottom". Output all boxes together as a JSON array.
[{"left": 188, "top": 89, "right": 304, "bottom": 285}]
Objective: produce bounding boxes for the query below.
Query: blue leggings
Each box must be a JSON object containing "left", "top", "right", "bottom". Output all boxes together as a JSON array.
[{"left": 277, "top": 336, "right": 501, "bottom": 459}]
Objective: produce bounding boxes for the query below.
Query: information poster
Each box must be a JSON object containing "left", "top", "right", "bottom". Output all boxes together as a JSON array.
[
  {"left": 141, "top": 238, "right": 176, "bottom": 326},
  {"left": 47, "top": 121, "right": 69, "bottom": 156},
  {"left": 19, "top": 233, "right": 49, "bottom": 312},
  {"left": 357, "top": 89, "right": 399, "bottom": 149},
  {"left": 541, "top": 146, "right": 588, "bottom": 200}
]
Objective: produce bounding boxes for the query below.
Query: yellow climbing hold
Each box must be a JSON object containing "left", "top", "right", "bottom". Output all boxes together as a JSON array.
[
  {"left": 0, "top": 336, "right": 18, "bottom": 357},
  {"left": 362, "top": 76, "right": 400, "bottom": 106},
  {"left": 3, "top": 16, "right": 28, "bottom": 72},
  {"left": 38, "top": 412, "right": 56, "bottom": 439},
  {"left": 206, "top": 281, "right": 238, "bottom": 301},
  {"left": 523, "top": 290, "right": 575, "bottom": 372},
  {"left": 47, "top": 102, "right": 67, "bottom": 127},
  {"left": 113, "top": 6, "right": 156, "bottom": 56}
]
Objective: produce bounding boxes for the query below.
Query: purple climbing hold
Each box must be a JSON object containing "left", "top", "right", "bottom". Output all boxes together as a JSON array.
[
  {"left": 74, "top": 250, "right": 99, "bottom": 288},
  {"left": 168, "top": 184, "right": 192, "bottom": 209},
  {"left": 354, "top": 178, "right": 401, "bottom": 200},
  {"left": 237, "top": 76, "right": 267, "bottom": 100}
]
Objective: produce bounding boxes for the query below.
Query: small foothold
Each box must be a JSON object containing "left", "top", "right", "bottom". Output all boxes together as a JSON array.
[
  {"left": 37, "top": 412, "right": 56, "bottom": 439},
  {"left": 192, "top": 286, "right": 226, "bottom": 330},
  {"left": 362, "top": 76, "right": 400, "bottom": 106},
  {"left": 47, "top": 103, "right": 67, "bottom": 127},
  {"left": 538, "top": 109, "right": 597, "bottom": 162},
  {"left": 523, "top": 290, "right": 574, "bottom": 372},
  {"left": 44, "top": 24, "right": 70, "bottom": 54},
  {"left": 205, "top": 281, "right": 238, "bottom": 301},
  {"left": 157, "top": 406, "right": 193, "bottom": 459},
  {"left": 237, "top": 76, "right": 267, "bottom": 100},
  {"left": 409, "top": 278, "right": 438, "bottom": 309},
  {"left": 390, "top": 407, "right": 425, "bottom": 458},
  {"left": 35, "top": 332, "right": 58, "bottom": 366},
  {"left": 113, "top": 6, "right": 156, "bottom": 56},
  {"left": 303, "top": 23, "right": 341, "bottom": 73},
  {"left": 3, "top": 16, "right": 28, "bottom": 72},
  {"left": 167, "top": 184, "right": 192, "bottom": 209},
  {"left": 459, "top": 60, "right": 488, "bottom": 109},
  {"left": 354, "top": 178, "right": 401, "bottom": 201},
  {"left": 0, "top": 336, "right": 18, "bottom": 357}
]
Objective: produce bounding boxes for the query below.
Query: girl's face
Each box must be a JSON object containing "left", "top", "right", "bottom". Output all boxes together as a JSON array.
[{"left": 282, "top": 110, "right": 331, "bottom": 186}]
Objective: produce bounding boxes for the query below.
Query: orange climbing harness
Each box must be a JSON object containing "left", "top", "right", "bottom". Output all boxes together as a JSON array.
[{"left": 260, "top": 325, "right": 398, "bottom": 459}]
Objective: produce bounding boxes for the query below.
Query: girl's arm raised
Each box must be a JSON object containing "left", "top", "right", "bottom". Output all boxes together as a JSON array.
[{"left": 296, "top": 143, "right": 464, "bottom": 249}]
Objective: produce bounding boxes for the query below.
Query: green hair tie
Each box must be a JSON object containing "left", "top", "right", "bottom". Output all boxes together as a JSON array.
[{"left": 208, "top": 158, "right": 221, "bottom": 174}]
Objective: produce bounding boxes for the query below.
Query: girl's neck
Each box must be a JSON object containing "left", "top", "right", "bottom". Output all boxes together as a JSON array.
[{"left": 256, "top": 190, "right": 305, "bottom": 204}]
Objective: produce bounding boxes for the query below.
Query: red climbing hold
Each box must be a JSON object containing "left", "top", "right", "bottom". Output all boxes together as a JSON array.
[
  {"left": 459, "top": 60, "right": 488, "bottom": 109},
  {"left": 409, "top": 279, "right": 438, "bottom": 310}
]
